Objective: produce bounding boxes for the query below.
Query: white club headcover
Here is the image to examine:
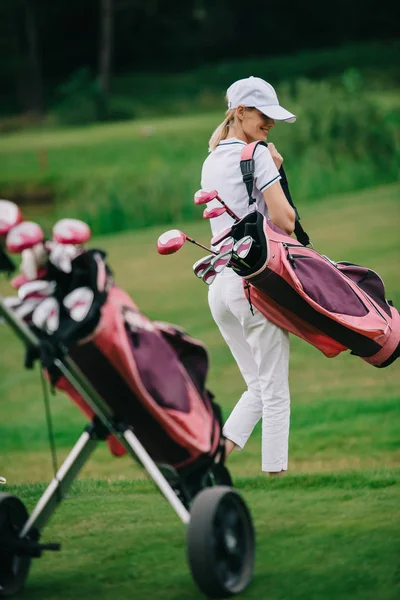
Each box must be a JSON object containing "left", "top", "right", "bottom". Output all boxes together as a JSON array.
[
  {"left": 21, "top": 248, "right": 38, "bottom": 281},
  {"left": 32, "top": 297, "right": 60, "bottom": 334},
  {"left": 0, "top": 199, "right": 22, "bottom": 236},
  {"left": 16, "top": 298, "right": 45, "bottom": 322},
  {"left": 0, "top": 297, "right": 43, "bottom": 324},
  {"left": 52, "top": 218, "right": 91, "bottom": 245},
  {"left": 48, "top": 242, "right": 80, "bottom": 273},
  {"left": 0, "top": 297, "right": 40, "bottom": 324},
  {"left": 3, "top": 296, "right": 22, "bottom": 310},
  {"left": 20, "top": 242, "right": 47, "bottom": 281},
  {"left": 18, "top": 280, "right": 56, "bottom": 301},
  {"left": 63, "top": 287, "right": 94, "bottom": 322}
]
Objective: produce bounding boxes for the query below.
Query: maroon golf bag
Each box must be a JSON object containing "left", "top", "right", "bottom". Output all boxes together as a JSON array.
[
  {"left": 228, "top": 142, "right": 400, "bottom": 368},
  {"left": 55, "top": 284, "right": 221, "bottom": 466}
]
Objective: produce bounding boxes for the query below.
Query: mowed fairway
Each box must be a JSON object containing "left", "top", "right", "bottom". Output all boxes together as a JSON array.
[{"left": 0, "top": 184, "right": 399, "bottom": 599}]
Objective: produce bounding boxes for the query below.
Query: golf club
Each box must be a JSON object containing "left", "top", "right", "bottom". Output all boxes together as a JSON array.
[
  {"left": 201, "top": 264, "right": 218, "bottom": 286},
  {"left": 234, "top": 236, "right": 254, "bottom": 259},
  {"left": 157, "top": 229, "right": 216, "bottom": 256},
  {"left": 194, "top": 189, "right": 240, "bottom": 221},
  {"left": 211, "top": 226, "right": 234, "bottom": 248},
  {"left": 193, "top": 255, "right": 215, "bottom": 278},
  {"left": 219, "top": 236, "right": 235, "bottom": 255},
  {"left": 210, "top": 250, "right": 233, "bottom": 274},
  {"left": 158, "top": 229, "right": 251, "bottom": 275},
  {"left": 203, "top": 206, "right": 227, "bottom": 220}
]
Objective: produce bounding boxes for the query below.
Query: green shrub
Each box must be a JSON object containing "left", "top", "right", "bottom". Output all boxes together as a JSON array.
[
  {"left": 64, "top": 74, "right": 399, "bottom": 233},
  {"left": 54, "top": 67, "right": 109, "bottom": 125},
  {"left": 111, "top": 41, "right": 400, "bottom": 118}
]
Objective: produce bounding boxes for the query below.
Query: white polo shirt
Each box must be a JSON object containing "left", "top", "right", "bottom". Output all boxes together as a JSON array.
[{"left": 200, "top": 138, "right": 281, "bottom": 241}]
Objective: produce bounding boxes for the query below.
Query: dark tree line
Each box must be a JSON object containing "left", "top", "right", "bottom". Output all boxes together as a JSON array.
[{"left": 0, "top": 0, "right": 395, "bottom": 114}]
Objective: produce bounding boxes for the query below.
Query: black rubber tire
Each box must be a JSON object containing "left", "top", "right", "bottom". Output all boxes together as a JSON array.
[
  {"left": 0, "top": 494, "right": 32, "bottom": 597},
  {"left": 186, "top": 486, "right": 255, "bottom": 598}
]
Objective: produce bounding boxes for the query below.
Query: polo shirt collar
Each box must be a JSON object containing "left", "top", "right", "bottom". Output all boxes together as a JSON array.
[{"left": 218, "top": 137, "right": 247, "bottom": 146}]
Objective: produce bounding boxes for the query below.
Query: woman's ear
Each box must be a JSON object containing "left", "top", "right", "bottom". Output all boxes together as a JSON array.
[{"left": 236, "top": 105, "right": 245, "bottom": 121}]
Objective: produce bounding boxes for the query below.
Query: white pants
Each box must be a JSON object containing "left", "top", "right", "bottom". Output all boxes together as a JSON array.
[{"left": 208, "top": 269, "right": 291, "bottom": 472}]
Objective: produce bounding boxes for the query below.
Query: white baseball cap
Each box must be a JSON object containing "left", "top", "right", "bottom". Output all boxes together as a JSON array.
[{"left": 227, "top": 76, "right": 296, "bottom": 123}]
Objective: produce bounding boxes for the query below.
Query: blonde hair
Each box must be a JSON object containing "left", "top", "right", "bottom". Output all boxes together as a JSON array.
[{"left": 208, "top": 108, "right": 236, "bottom": 152}]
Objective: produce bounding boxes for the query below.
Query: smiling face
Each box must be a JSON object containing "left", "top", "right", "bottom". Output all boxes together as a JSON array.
[{"left": 236, "top": 106, "right": 275, "bottom": 143}]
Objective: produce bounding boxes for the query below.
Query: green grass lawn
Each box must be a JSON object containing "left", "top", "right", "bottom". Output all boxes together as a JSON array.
[{"left": 0, "top": 184, "right": 399, "bottom": 599}]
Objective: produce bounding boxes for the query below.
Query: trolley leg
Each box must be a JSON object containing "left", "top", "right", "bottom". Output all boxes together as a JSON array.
[
  {"left": 123, "top": 429, "right": 190, "bottom": 525},
  {"left": 20, "top": 423, "right": 102, "bottom": 538},
  {"left": 54, "top": 360, "right": 191, "bottom": 525}
]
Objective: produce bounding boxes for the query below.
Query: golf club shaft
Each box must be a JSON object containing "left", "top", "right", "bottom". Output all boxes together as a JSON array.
[
  {"left": 215, "top": 195, "right": 240, "bottom": 221},
  {"left": 186, "top": 235, "right": 249, "bottom": 269},
  {"left": 187, "top": 237, "right": 217, "bottom": 255}
]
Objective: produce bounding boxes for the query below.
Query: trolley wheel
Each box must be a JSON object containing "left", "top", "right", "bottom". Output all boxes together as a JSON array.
[
  {"left": 0, "top": 494, "right": 31, "bottom": 597},
  {"left": 186, "top": 486, "right": 255, "bottom": 598}
]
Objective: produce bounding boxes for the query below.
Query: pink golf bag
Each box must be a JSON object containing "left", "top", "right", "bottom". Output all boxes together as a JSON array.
[
  {"left": 55, "top": 284, "right": 221, "bottom": 466},
  {"left": 236, "top": 212, "right": 399, "bottom": 367},
  {"left": 226, "top": 142, "right": 400, "bottom": 367}
]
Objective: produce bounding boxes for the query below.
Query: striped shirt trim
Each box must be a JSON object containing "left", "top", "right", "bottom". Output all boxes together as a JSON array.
[
  {"left": 259, "top": 174, "right": 281, "bottom": 191},
  {"left": 218, "top": 141, "right": 247, "bottom": 147}
]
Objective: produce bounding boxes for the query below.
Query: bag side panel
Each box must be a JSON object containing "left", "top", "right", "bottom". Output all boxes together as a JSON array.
[{"left": 246, "top": 282, "right": 346, "bottom": 357}]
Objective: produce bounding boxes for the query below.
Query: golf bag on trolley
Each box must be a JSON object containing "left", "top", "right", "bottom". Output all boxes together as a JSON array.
[
  {"left": 226, "top": 141, "right": 400, "bottom": 368},
  {"left": 0, "top": 209, "right": 255, "bottom": 599}
]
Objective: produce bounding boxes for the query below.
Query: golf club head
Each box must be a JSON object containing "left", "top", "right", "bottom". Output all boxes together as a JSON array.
[
  {"left": 234, "top": 235, "right": 254, "bottom": 259},
  {"left": 219, "top": 236, "right": 235, "bottom": 255},
  {"left": 6, "top": 221, "right": 44, "bottom": 253},
  {"left": 157, "top": 229, "right": 186, "bottom": 255},
  {"left": 193, "top": 254, "right": 214, "bottom": 278},
  {"left": 202, "top": 264, "right": 218, "bottom": 285},
  {"left": 203, "top": 205, "right": 226, "bottom": 219},
  {"left": 211, "top": 227, "right": 233, "bottom": 248},
  {"left": 0, "top": 200, "right": 22, "bottom": 237},
  {"left": 211, "top": 250, "right": 232, "bottom": 274},
  {"left": 194, "top": 189, "right": 220, "bottom": 205},
  {"left": 53, "top": 218, "right": 91, "bottom": 245}
]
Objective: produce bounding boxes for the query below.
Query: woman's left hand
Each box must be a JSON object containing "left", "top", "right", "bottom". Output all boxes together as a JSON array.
[{"left": 267, "top": 142, "right": 283, "bottom": 170}]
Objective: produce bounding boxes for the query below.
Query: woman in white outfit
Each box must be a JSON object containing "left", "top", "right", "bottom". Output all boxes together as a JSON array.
[{"left": 201, "top": 76, "right": 296, "bottom": 475}]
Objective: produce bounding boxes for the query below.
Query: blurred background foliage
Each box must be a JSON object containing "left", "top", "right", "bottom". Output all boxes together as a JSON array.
[{"left": 0, "top": 1, "right": 398, "bottom": 236}]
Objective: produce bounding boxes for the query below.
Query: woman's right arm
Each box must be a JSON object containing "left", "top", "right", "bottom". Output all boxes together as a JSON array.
[{"left": 263, "top": 182, "right": 296, "bottom": 234}]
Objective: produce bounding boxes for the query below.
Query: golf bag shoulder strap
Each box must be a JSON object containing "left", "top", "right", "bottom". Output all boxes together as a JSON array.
[
  {"left": 240, "top": 141, "right": 267, "bottom": 204},
  {"left": 240, "top": 141, "right": 311, "bottom": 246}
]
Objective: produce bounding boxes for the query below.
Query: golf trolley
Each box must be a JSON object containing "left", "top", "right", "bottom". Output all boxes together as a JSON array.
[
  {"left": 0, "top": 211, "right": 255, "bottom": 598},
  {"left": 0, "top": 290, "right": 254, "bottom": 598}
]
